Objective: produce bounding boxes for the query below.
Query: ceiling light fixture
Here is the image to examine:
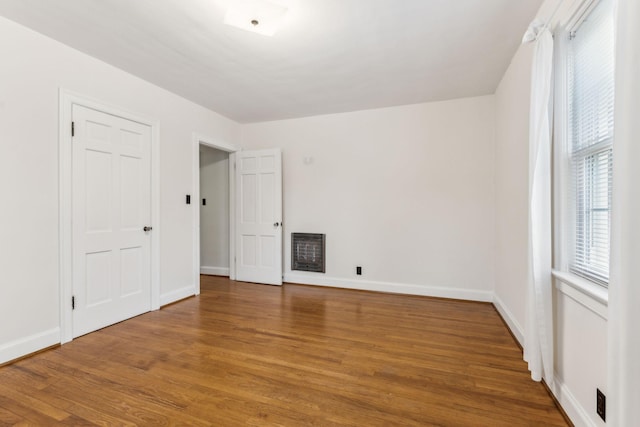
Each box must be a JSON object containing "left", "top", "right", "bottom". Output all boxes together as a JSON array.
[{"left": 224, "top": 0, "right": 288, "bottom": 36}]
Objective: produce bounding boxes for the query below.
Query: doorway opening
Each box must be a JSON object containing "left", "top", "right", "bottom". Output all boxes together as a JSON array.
[
  {"left": 199, "top": 145, "right": 230, "bottom": 278},
  {"left": 192, "top": 133, "right": 237, "bottom": 295},
  {"left": 191, "top": 134, "right": 283, "bottom": 291}
]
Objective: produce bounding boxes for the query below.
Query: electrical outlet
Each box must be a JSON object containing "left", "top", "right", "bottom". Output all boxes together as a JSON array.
[
  {"left": 356, "top": 266, "right": 362, "bottom": 275},
  {"left": 596, "top": 388, "right": 606, "bottom": 422}
]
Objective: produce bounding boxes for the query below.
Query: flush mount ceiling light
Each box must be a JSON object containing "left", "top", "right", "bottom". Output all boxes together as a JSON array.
[{"left": 224, "top": 0, "right": 288, "bottom": 36}]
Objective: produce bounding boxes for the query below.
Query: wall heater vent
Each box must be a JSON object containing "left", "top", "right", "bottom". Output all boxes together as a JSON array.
[{"left": 292, "top": 233, "right": 325, "bottom": 273}]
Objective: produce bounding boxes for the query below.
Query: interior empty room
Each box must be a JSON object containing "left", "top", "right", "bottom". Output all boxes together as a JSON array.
[{"left": 0, "top": 0, "right": 638, "bottom": 426}]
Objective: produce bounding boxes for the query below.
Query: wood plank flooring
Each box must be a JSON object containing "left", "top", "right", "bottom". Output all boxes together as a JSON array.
[{"left": 0, "top": 276, "right": 569, "bottom": 426}]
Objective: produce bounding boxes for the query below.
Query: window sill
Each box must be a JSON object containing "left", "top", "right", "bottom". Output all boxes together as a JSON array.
[{"left": 552, "top": 270, "right": 608, "bottom": 320}]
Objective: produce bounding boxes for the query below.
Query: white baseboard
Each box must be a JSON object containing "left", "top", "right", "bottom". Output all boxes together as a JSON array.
[
  {"left": 200, "top": 266, "right": 230, "bottom": 276},
  {"left": 160, "top": 285, "right": 196, "bottom": 307},
  {"left": 492, "top": 294, "right": 524, "bottom": 346},
  {"left": 550, "top": 375, "right": 598, "bottom": 427},
  {"left": 0, "top": 327, "right": 60, "bottom": 365},
  {"left": 283, "top": 273, "right": 493, "bottom": 302},
  {"left": 492, "top": 296, "right": 593, "bottom": 427}
]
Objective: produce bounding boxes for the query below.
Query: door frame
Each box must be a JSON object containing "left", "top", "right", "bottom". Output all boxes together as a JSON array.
[
  {"left": 192, "top": 133, "right": 238, "bottom": 295},
  {"left": 58, "top": 89, "right": 161, "bottom": 344}
]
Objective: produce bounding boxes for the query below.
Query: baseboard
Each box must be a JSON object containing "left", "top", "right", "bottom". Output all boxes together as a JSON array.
[
  {"left": 550, "top": 375, "right": 597, "bottom": 427},
  {"left": 160, "top": 285, "right": 196, "bottom": 307},
  {"left": 492, "top": 296, "right": 589, "bottom": 427},
  {"left": 0, "top": 327, "right": 60, "bottom": 365},
  {"left": 492, "top": 294, "right": 524, "bottom": 346},
  {"left": 200, "top": 266, "right": 230, "bottom": 276},
  {"left": 283, "top": 273, "right": 493, "bottom": 302}
]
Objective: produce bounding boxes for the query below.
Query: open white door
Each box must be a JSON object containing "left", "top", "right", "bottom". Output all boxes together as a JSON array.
[
  {"left": 235, "top": 149, "right": 282, "bottom": 285},
  {"left": 72, "top": 104, "right": 152, "bottom": 337}
]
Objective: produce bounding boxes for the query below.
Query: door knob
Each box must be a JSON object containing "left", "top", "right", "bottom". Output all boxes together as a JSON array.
[
  {"left": 273, "top": 222, "right": 280, "bottom": 227},
  {"left": 143, "top": 226, "right": 153, "bottom": 232}
]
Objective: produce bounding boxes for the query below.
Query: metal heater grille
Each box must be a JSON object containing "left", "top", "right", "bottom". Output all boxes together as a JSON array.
[{"left": 292, "top": 233, "right": 325, "bottom": 273}]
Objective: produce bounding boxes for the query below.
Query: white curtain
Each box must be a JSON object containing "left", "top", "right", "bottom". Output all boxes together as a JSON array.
[
  {"left": 522, "top": 21, "right": 554, "bottom": 383},
  {"left": 608, "top": 0, "right": 640, "bottom": 424}
]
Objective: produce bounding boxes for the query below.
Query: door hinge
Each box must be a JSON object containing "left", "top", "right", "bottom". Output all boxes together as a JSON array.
[
  {"left": 71, "top": 121, "right": 75, "bottom": 137},
  {"left": 72, "top": 296, "right": 75, "bottom": 310}
]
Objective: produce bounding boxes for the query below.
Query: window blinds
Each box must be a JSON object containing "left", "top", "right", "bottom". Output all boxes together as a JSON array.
[{"left": 567, "top": 0, "right": 615, "bottom": 285}]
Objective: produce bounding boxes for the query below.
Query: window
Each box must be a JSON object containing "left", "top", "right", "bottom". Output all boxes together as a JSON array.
[{"left": 567, "top": 0, "right": 615, "bottom": 285}]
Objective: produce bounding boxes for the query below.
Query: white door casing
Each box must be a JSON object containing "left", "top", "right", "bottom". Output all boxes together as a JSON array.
[
  {"left": 71, "top": 104, "right": 152, "bottom": 338},
  {"left": 235, "top": 149, "right": 283, "bottom": 285}
]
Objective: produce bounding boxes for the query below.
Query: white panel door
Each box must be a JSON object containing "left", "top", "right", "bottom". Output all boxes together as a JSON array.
[
  {"left": 72, "top": 104, "right": 152, "bottom": 338},
  {"left": 235, "top": 149, "right": 282, "bottom": 285}
]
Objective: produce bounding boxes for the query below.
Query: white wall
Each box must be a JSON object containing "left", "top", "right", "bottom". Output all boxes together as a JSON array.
[
  {"left": 199, "top": 145, "right": 230, "bottom": 276},
  {"left": 241, "top": 96, "right": 496, "bottom": 301},
  {"left": 0, "top": 16, "right": 239, "bottom": 363},
  {"left": 553, "top": 289, "right": 607, "bottom": 427},
  {"left": 493, "top": 2, "right": 608, "bottom": 424},
  {"left": 493, "top": 42, "right": 533, "bottom": 342}
]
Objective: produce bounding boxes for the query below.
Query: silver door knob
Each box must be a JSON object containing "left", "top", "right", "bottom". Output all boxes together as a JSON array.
[
  {"left": 143, "top": 226, "right": 153, "bottom": 232},
  {"left": 273, "top": 222, "right": 280, "bottom": 227}
]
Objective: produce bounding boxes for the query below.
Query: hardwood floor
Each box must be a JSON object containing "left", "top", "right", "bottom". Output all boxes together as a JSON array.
[{"left": 0, "top": 276, "right": 569, "bottom": 426}]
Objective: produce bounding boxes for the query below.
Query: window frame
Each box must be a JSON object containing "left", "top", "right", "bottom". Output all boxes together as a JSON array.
[{"left": 553, "top": 0, "right": 614, "bottom": 289}]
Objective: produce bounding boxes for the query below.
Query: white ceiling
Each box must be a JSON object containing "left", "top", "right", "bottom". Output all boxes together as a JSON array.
[{"left": 0, "top": 0, "right": 543, "bottom": 123}]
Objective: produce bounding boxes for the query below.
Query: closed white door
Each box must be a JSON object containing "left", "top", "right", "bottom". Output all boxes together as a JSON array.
[
  {"left": 235, "top": 149, "right": 283, "bottom": 285},
  {"left": 72, "top": 104, "right": 152, "bottom": 338}
]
